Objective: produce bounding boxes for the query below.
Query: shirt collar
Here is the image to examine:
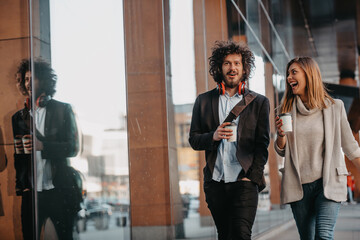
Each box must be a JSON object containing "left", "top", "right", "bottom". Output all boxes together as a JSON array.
[{"left": 224, "top": 91, "right": 242, "bottom": 99}]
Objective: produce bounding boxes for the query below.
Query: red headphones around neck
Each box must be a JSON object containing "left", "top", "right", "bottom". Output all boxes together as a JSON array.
[
  {"left": 217, "top": 81, "right": 246, "bottom": 95},
  {"left": 24, "top": 95, "right": 51, "bottom": 109}
]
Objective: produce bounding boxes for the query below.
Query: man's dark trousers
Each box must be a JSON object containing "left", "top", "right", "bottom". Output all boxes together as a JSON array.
[{"left": 204, "top": 180, "right": 258, "bottom": 240}]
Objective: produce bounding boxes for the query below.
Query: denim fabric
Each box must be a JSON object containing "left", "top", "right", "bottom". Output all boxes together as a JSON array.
[
  {"left": 290, "top": 178, "right": 341, "bottom": 240},
  {"left": 204, "top": 180, "right": 258, "bottom": 240}
]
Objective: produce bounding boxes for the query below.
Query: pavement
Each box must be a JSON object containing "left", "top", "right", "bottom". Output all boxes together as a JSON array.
[
  {"left": 183, "top": 202, "right": 360, "bottom": 240},
  {"left": 256, "top": 202, "right": 360, "bottom": 240}
]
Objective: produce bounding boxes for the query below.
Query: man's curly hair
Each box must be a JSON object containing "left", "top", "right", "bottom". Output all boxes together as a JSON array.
[
  {"left": 16, "top": 59, "right": 30, "bottom": 96},
  {"left": 209, "top": 40, "right": 255, "bottom": 84},
  {"left": 16, "top": 58, "right": 57, "bottom": 97}
]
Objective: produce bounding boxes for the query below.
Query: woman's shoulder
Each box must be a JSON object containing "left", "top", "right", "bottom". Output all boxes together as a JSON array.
[{"left": 326, "top": 98, "right": 343, "bottom": 109}]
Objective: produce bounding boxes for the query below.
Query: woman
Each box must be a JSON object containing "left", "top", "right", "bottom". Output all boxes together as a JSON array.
[{"left": 275, "top": 57, "right": 360, "bottom": 239}]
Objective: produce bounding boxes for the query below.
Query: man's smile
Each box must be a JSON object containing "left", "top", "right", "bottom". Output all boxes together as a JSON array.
[{"left": 227, "top": 71, "right": 238, "bottom": 78}]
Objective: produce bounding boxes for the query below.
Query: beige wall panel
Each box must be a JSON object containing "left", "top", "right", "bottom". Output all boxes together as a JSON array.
[
  {"left": 124, "top": 1, "right": 165, "bottom": 75},
  {"left": 127, "top": 92, "right": 168, "bottom": 148},
  {"left": 129, "top": 147, "right": 170, "bottom": 205},
  {"left": 0, "top": 0, "right": 30, "bottom": 40},
  {"left": 124, "top": 0, "right": 183, "bottom": 230},
  {"left": 127, "top": 74, "right": 166, "bottom": 94},
  {"left": 168, "top": 146, "right": 183, "bottom": 223},
  {"left": 0, "top": 36, "right": 30, "bottom": 239},
  {"left": 131, "top": 203, "right": 172, "bottom": 226}
]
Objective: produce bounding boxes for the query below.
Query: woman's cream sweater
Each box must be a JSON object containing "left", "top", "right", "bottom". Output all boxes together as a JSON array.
[{"left": 275, "top": 97, "right": 360, "bottom": 204}]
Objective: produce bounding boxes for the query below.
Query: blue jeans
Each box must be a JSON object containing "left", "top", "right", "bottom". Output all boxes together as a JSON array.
[{"left": 290, "top": 178, "right": 341, "bottom": 240}]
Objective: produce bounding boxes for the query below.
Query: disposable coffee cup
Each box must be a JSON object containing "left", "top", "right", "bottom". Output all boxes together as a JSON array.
[
  {"left": 279, "top": 113, "right": 292, "bottom": 132},
  {"left": 22, "top": 135, "right": 32, "bottom": 154},
  {"left": 225, "top": 123, "right": 237, "bottom": 142},
  {"left": 14, "top": 136, "right": 24, "bottom": 154}
]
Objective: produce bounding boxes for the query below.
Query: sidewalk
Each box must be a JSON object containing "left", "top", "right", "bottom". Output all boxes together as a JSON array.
[
  {"left": 257, "top": 203, "right": 360, "bottom": 240},
  {"left": 181, "top": 204, "right": 294, "bottom": 240},
  {"left": 182, "top": 203, "right": 360, "bottom": 240}
]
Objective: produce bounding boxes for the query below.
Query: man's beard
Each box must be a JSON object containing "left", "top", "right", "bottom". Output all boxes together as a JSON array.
[
  {"left": 223, "top": 81, "right": 239, "bottom": 89},
  {"left": 223, "top": 72, "right": 243, "bottom": 89}
]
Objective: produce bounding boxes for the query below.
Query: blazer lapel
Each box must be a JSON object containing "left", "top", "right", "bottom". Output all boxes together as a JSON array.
[
  {"left": 287, "top": 99, "right": 300, "bottom": 174},
  {"left": 211, "top": 89, "right": 220, "bottom": 127},
  {"left": 236, "top": 90, "right": 256, "bottom": 139},
  {"left": 44, "top": 100, "right": 54, "bottom": 137},
  {"left": 323, "top": 100, "right": 335, "bottom": 165}
]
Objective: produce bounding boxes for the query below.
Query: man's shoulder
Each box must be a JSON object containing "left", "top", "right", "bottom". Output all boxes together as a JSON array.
[
  {"left": 196, "top": 88, "right": 218, "bottom": 99},
  {"left": 248, "top": 90, "right": 268, "bottom": 102},
  {"left": 12, "top": 108, "right": 25, "bottom": 120},
  {"left": 46, "top": 99, "right": 73, "bottom": 113},
  {"left": 47, "top": 99, "right": 71, "bottom": 108}
]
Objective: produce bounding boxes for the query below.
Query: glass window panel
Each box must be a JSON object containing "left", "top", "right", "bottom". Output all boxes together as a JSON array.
[
  {"left": 170, "top": 0, "right": 217, "bottom": 239},
  {"left": 31, "top": 0, "right": 130, "bottom": 239}
]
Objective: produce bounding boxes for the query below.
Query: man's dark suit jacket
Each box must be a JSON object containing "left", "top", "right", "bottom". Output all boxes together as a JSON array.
[
  {"left": 12, "top": 99, "right": 79, "bottom": 194},
  {"left": 189, "top": 88, "right": 270, "bottom": 191}
]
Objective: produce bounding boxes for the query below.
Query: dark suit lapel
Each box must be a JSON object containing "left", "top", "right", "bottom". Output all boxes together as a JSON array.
[
  {"left": 237, "top": 90, "right": 256, "bottom": 141},
  {"left": 236, "top": 90, "right": 257, "bottom": 172},
  {"left": 44, "top": 100, "right": 54, "bottom": 137},
  {"left": 211, "top": 89, "right": 220, "bottom": 127}
]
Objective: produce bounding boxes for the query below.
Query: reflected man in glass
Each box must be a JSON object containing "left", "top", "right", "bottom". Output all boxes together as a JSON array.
[
  {"left": 189, "top": 41, "right": 270, "bottom": 240},
  {"left": 13, "top": 59, "right": 81, "bottom": 240},
  {"left": 12, "top": 59, "right": 35, "bottom": 240}
]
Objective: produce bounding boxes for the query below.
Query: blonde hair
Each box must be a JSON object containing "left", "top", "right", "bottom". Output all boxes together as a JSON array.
[{"left": 280, "top": 57, "right": 334, "bottom": 113}]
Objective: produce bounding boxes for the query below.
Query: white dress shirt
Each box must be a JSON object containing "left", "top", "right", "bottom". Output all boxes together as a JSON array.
[{"left": 212, "top": 92, "right": 243, "bottom": 183}]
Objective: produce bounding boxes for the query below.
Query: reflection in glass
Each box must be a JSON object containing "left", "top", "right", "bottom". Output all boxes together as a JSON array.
[
  {"left": 12, "top": 59, "right": 35, "bottom": 240},
  {"left": 32, "top": 59, "right": 81, "bottom": 239},
  {"left": 29, "top": 0, "right": 130, "bottom": 239},
  {"left": 249, "top": 55, "right": 265, "bottom": 96},
  {"left": 170, "top": 0, "right": 217, "bottom": 239}
]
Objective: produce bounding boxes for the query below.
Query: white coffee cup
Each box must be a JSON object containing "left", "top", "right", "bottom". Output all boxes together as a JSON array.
[
  {"left": 22, "top": 135, "right": 32, "bottom": 154},
  {"left": 279, "top": 113, "right": 292, "bottom": 132},
  {"left": 225, "top": 123, "right": 237, "bottom": 142},
  {"left": 14, "top": 136, "right": 24, "bottom": 154}
]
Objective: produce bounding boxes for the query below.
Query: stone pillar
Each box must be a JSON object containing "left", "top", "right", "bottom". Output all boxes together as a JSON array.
[
  {"left": 259, "top": 0, "right": 281, "bottom": 206},
  {"left": 264, "top": 62, "right": 281, "bottom": 206},
  {"left": 193, "top": 0, "right": 228, "bottom": 218},
  {"left": 123, "top": 1, "right": 183, "bottom": 239},
  {"left": 0, "top": 0, "right": 31, "bottom": 239}
]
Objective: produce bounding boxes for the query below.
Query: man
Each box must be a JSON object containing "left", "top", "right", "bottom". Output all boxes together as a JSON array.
[
  {"left": 12, "top": 59, "right": 36, "bottom": 240},
  {"left": 189, "top": 41, "right": 270, "bottom": 240},
  {"left": 12, "top": 59, "right": 81, "bottom": 240}
]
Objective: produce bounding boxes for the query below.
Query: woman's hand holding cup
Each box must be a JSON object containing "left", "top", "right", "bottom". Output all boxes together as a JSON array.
[{"left": 275, "top": 116, "right": 285, "bottom": 137}]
